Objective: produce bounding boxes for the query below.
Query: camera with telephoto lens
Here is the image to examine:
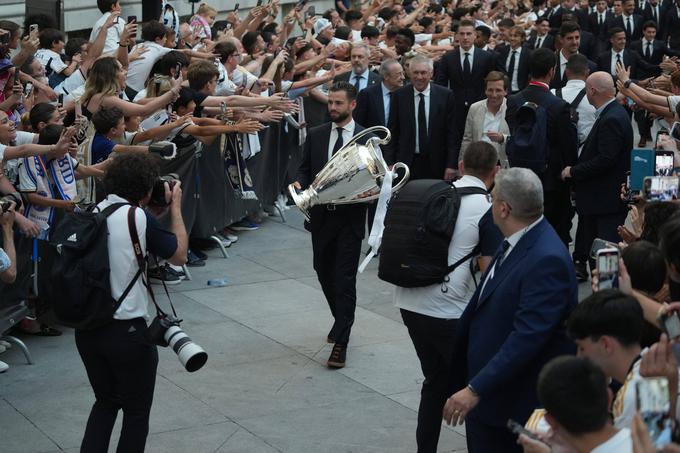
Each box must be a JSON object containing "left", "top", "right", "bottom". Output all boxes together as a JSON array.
[
  {"left": 149, "top": 174, "right": 179, "bottom": 208},
  {"left": 1, "top": 192, "right": 22, "bottom": 213},
  {"left": 145, "top": 314, "right": 208, "bottom": 372}
]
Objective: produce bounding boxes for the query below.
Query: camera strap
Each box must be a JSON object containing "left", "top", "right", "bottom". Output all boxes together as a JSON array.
[{"left": 127, "top": 206, "right": 179, "bottom": 320}]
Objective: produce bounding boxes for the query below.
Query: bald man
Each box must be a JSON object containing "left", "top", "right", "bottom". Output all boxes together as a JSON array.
[{"left": 560, "top": 71, "right": 633, "bottom": 275}]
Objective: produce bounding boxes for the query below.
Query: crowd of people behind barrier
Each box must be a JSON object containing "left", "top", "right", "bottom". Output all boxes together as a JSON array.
[{"left": 2, "top": 0, "right": 680, "bottom": 451}]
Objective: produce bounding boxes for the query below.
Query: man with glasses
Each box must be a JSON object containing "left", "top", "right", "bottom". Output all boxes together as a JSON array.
[{"left": 443, "top": 168, "right": 577, "bottom": 453}]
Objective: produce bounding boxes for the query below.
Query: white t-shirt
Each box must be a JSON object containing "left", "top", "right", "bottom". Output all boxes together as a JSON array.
[
  {"left": 126, "top": 42, "right": 172, "bottom": 92},
  {"left": 613, "top": 354, "right": 644, "bottom": 430},
  {"left": 591, "top": 428, "right": 632, "bottom": 453},
  {"left": 2, "top": 131, "right": 37, "bottom": 184},
  {"left": 90, "top": 12, "right": 126, "bottom": 55},
  {"left": 54, "top": 69, "right": 86, "bottom": 103},
  {"left": 35, "top": 49, "right": 67, "bottom": 75},
  {"left": 98, "top": 194, "right": 151, "bottom": 320},
  {"left": 394, "top": 175, "right": 494, "bottom": 319}
]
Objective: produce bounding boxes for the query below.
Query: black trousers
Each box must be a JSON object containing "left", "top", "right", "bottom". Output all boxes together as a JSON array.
[
  {"left": 75, "top": 318, "right": 158, "bottom": 453},
  {"left": 544, "top": 188, "right": 573, "bottom": 246},
  {"left": 401, "top": 309, "right": 458, "bottom": 453},
  {"left": 573, "top": 211, "right": 627, "bottom": 265},
  {"left": 466, "top": 417, "right": 523, "bottom": 453},
  {"left": 634, "top": 109, "right": 652, "bottom": 141},
  {"left": 312, "top": 223, "right": 363, "bottom": 345}
]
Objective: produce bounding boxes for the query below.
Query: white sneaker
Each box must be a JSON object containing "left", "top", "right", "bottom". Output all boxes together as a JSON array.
[
  {"left": 216, "top": 233, "right": 232, "bottom": 247},
  {"left": 0, "top": 340, "right": 10, "bottom": 349},
  {"left": 0, "top": 360, "right": 8, "bottom": 373}
]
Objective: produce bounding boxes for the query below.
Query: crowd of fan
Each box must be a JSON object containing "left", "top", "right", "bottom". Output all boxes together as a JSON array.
[{"left": 0, "top": 0, "right": 679, "bottom": 451}]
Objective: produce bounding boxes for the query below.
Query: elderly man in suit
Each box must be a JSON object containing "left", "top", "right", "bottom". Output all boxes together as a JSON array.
[
  {"left": 386, "top": 55, "right": 458, "bottom": 180},
  {"left": 443, "top": 167, "right": 578, "bottom": 453},
  {"left": 333, "top": 42, "right": 381, "bottom": 92},
  {"left": 561, "top": 71, "right": 633, "bottom": 276},
  {"left": 293, "top": 82, "right": 370, "bottom": 369},
  {"left": 461, "top": 71, "right": 510, "bottom": 167},
  {"left": 354, "top": 59, "right": 404, "bottom": 128},
  {"left": 434, "top": 19, "right": 496, "bottom": 150}
]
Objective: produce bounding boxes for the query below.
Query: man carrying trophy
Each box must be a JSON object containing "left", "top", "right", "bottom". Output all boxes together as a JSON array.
[{"left": 292, "top": 82, "right": 372, "bottom": 369}]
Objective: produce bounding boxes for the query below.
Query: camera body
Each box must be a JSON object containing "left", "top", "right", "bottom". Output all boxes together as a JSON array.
[
  {"left": 1, "top": 192, "right": 22, "bottom": 213},
  {"left": 149, "top": 174, "right": 179, "bottom": 208},
  {"left": 145, "top": 314, "right": 208, "bottom": 372}
]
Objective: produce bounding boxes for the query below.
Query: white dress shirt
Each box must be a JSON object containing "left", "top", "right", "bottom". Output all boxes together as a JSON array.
[
  {"left": 506, "top": 46, "right": 522, "bottom": 92},
  {"left": 591, "top": 428, "right": 632, "bottom": 453},
  {"left": 327, "top": 119, "right": 356, "bottom": 161},
  {"left": 349, "top": 68, "right": 370, "bottom": 92},
  {"left": 559, "top": 50, "right": 570, "bottom": 78},
  {"left": 459, "top": 46, "right": 475, "bottom": 71},
  {"left": 381, "top": 82, "right": 392, "bottom": 125},
  {"left": 482, "top": 106, "right": 504, "bottom": 145},
  {"left": 414, "top": 84, "right": 431, "bottom": 154},
  {"left": 394, "top": 175, "right": 493, "bottom": 318},
  {"left": 551, "top": 79, "right": 597, "bottom": 151},
  {"left": 642, "top": 39, "right": 654, "bottom": 58},
  {"left": 622, "top": 13, "right": 635, "bottom": 35},
  {"left": 480, "top": 215, "right": 544, "bottom": 296},
  {"left": 611, "top": 49, "right": 625, "bottom": 76}
]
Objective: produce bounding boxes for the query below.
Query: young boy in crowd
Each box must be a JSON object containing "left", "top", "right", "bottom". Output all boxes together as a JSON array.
[{"left": 35, "top": 29, "right": 79, "bottom": 87}]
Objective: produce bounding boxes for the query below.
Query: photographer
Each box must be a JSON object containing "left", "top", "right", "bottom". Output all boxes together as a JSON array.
[{"left": 74, "top": 153, "right": 187, "bottom": 453}]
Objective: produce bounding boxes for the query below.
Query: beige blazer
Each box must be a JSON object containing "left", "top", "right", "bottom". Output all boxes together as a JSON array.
[{"left": 460, "top": 98, "right": 510, "bottom": 168}]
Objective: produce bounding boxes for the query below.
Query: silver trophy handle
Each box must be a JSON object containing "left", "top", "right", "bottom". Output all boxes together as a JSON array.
[
  {"left": 390, "top": 162, "right": 410, "bottom": 192},
  {"left": 342, "top": 125, "right": 391, "bottom": 150}
]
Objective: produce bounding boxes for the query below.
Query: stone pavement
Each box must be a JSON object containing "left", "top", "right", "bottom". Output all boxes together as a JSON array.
[{"left": 1, "top": 209, "right": 473, "bottom": 453}]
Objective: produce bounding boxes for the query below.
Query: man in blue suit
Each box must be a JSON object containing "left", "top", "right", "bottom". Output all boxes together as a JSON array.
[{"left": 443, "top": 168, "right": 578, "bottom": 453}]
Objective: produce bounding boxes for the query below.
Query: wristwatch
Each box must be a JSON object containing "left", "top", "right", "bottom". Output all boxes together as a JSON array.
[{"left": 624, "top": 80, "right": 633, "bottom": 89}]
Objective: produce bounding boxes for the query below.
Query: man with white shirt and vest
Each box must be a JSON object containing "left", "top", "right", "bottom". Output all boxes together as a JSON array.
[
  {"left": 443, "top": 168, "right": 577, "bottom": 453},
  {"left": 293, "top": 82, "right": 369, "bottom": 369},
  {"left": 396, "top": 141, "right": 502, "bottom": 453},
  {"left": 333, "top": 43, "right": 381, "bottom": 92}
]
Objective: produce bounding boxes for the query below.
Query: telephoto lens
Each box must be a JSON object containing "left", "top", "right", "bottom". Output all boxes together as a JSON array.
[{"left": 164, "top": 326, "right": 208, "bottom": 372}]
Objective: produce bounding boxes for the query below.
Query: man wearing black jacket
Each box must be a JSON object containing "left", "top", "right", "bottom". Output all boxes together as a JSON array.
[
  {"left": 611, "top": 0, "right": 644, "bottom": 44},
  {"left": 293, "top": 82, "right": 369, "bottom": 369},
  {"left": 507, "top": 48, "right": 578, "bottom": 245}
]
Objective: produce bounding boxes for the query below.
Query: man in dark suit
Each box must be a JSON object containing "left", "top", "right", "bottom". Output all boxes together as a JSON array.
[
  {"left": 549, "top": 0, "right": 591, "bottom": 31},
  {"left": 293, "top": 82, "right": 369, "bottom": 369},
  {"left": 387, "top": 55, "right": 458, "bottom": 180},
  {"left": 507, "top": 48, "right": 578, "bottom": 245},
  {"left": 561, "top": 71, "right": 633, "bottom": 275},
  {"left": 443, "top": 167, "right": 578, "bottom": 453},
  {"left": 332, "top": 42, "right": 381, "bottom": 92},
  {"left": 496, "top": 26, "right": 533, "bottom": 94},
  {"left": 354, "top": 59, "right": 404, "bottom": 128},
  {"left": 551, "top": 22, "right": 598, "bottom": 88},
  {"left": 643, "top": 0, "right": 663, "bottom": 34},
  {"left": 596, "top": 27, "right": 648, "bottom": 79},
  {"left": 661, "top": 0, "right": 680, "bottom": 49},
  {"left": 434, "top": 19, "right": 496, "bottom": 147},
  {"left": 527, "top": 17, "right": 555, "bottom": 50},
  {"left": 611, "top": 0, "right": 644, "bottom": 43},
  {"left": 589, "top": 0, "right": 616, "bottom": 53}
]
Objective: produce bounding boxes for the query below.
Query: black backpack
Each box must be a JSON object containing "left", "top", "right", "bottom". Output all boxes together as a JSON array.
[
  {"left": 48, "top": 203, "right": 143, "bottom": 330},
  {"left": 506, "top": 100, "right": 551, "bottom": 175},
  {"left": 378, "top": 180, "right": 488, "bottom": 288},
  {"left": 556, "top": 87, "right": 587, "bottom": 125}
]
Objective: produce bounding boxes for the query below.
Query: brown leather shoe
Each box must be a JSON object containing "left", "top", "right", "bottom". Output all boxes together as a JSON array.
[
  {"left": 638, "top": 138, "right": 648, "bottom": 148},
  {"left": 327, "top": 344, "right": 347, "bottom": 368}
]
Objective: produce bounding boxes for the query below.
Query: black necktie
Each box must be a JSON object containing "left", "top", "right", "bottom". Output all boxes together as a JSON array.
[
  {"left": 354, "top": 75, "right": 362, "bottom": 91},
  {"left": 417, "top": 93, "right": 427, "bottom": 153},
  {"left": 653, "top": 7, "right": 658, "bottom": 22},
  {"left": 646, "top": 41, "right": 652, "bottom": 58},
  {"left": 332, "top": 126, "right": 344, "bottom": 155},
  {"left": 599, "top": 13, "right": 603, "bottom": 25},
  {"left": 463, "top": 52, "right": 471, "bottom": 76},
  {"left": 626, "top": 16, "right": 632, "bottom": 36},
  {"left": 494, "top": 240, "right": 512, "bottom": 270},
  {"left": 536, "top": 37, "right": 542, "bottom": 49},
  {"left": 508, "top": 50, "right": 517, "bottom": 88}
]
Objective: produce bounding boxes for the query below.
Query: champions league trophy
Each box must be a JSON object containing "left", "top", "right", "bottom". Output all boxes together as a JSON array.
[{"left": 288, "top": 126, "right": 410, "bottom": 221}]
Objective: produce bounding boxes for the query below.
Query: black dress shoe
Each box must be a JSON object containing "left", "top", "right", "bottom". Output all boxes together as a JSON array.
[
  {"left": 327, "top": 344, "right": 347, "bottom": 368},
  {"left": 327, "top": 330, "right": 335, "bottom": 344},
  {"left": 574, "top": 261, "right": 589, "bottom": 282}
]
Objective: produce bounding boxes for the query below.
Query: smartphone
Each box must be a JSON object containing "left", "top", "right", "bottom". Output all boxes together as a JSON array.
[
  {"left": 671, "top": 121, "right": 680, "bottom": 142},
  {"left": 24, "top": 82, "right": 33, "bottom": 97},
  {"left": 660, "top": 311, "right": 680, "bottom": 339},
  {"left": 643, "top": 176, "right": 680, "bottom": 201},
  {"left": 589, "top": 238, "right": 618, "bottom": 260},
  {"left": 626, "top": 97, "right": 635, "bottom": 107},
  {"left": 596, "top": 248, "right": 619, "bottom": 290},
  {"left": 58, "top": 93, "right": 64, "bottom": 106},
  {"left": 636, "top": 378, "right": 673, "bottom": 449},
  {"left": 506, "top": 419, "right": 542, "bottom": 442},
  {"left": 29, "top": 24, "right": 38, "bottom": 36},
  {"left": 174, "top": 62, "right": 182, "bottom": 80},
  {"left": 234, "top": 3, "right": 240, "bottom": 12},
  {"left": 655, "top": 127, "right": 670, "bottom": 149},
  {"left": 127, "top": 15, "right": 137, "bottom": 24},
  {"left": 308, "top": 5, "right": 316, "bottom": 17},
  {"left": 154, "top": 78, "right": 161, "bottom": 95},
  {"left": 655, "top": 150, "right": 675, "bottom": 176},
  {"left": 295, "top": 0, "right": 308, "bottom": 10}
]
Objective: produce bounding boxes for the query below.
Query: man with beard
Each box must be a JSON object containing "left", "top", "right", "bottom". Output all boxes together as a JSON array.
[{"left": 293, "top": 82, "right": 370, "bottom": 368}]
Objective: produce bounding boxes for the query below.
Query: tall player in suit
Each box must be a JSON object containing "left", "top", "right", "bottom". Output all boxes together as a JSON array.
[{"left": 293, "top": 82, "right": 370, "bottom": 369}]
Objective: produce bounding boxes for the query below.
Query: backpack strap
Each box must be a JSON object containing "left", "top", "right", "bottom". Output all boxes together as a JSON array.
[
  {"left": 571, "top": 88, "right": 587, "bottom": 110},
  {"left": 443, "top": 186, "right": 489, "bottom": 276},
  {"left": 556, "top": 87, "right": 563, "bottom": 99}
]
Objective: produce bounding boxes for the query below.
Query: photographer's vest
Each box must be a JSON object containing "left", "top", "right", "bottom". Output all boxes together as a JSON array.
[{"left": 23, "top": 154, "right": 77, "bottom": 238}]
